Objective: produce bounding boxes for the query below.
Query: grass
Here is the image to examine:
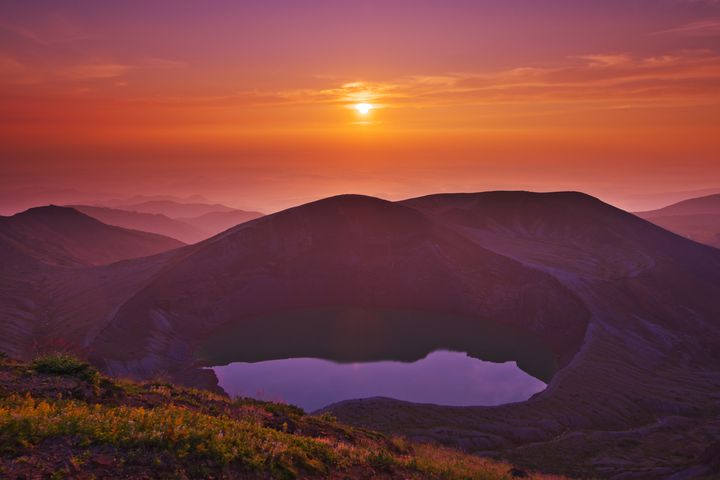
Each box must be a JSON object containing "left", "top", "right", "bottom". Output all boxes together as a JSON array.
[
  {"left": 0, "top": 354, "right": 567, "bottom": 479},
  {"left": 31, "top": 354, "right": 99, "bottom": 385},
  {"left": 0, "top": 395, "right": 336, "bottom": 478}
]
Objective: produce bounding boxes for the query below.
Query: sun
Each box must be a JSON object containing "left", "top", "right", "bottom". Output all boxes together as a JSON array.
[{"left": 354, "top": 103, "right": 373, "bottom": 115}]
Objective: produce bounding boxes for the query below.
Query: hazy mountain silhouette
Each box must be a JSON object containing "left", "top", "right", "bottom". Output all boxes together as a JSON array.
[
  {"left": 636, "top": 193, "right": 720, "bottom": 248},
  {"left": 70, "top": 205, "right": 209, "bottom": 244},
  {"left": 72, "top": 204, "right": 264, "bottom": 243},
  {"left": 117, "top": 200, "right": 238, "bottom": 218},
  {"left": 0, "top": 206, "right": 184, "bottom": 268},
  {"left": 177, "top": 209, "right": 264, "bottom": 237},
  {"left": 637, "top": 193, "right": 720, "bottom": 216},
  {"left": 101, "top": 194, "right": 211, "bottom": 207},
  {"left": 615, "top": 187, "right": 720, "bottom": 212}
]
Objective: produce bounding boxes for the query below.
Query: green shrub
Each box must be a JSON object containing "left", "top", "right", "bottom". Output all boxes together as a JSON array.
[
  {"left": 316, "top": 411, "right": 337, "bottom": 423},
  {"left": 237, "top": 398, "right": 305, "bottom": 417},
  {"left": 367, "top": 450, "right": 395, "bottom": 471},
  {"left": 31, "top": 354, "right": 99, "bottom": 385}
]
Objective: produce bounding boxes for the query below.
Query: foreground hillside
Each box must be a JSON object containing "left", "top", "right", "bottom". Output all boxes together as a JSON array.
[{"left": 0, "top": 354, "right": 561, "bottom": 480}]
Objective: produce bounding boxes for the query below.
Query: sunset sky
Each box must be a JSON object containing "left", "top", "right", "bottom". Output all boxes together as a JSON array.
[{"left": 1, "top": 0, "right": 719, "bottom": 214}]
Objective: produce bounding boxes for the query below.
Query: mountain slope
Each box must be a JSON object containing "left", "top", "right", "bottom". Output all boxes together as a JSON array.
[
  {"left": 637, "top": 193, "right": 720, "bottom": 216},
  {"left": 635, "top": 193, "right": 720, "bottom": 248},
  {"left": 70, "top": 205, "right": 209, "bottom": 244},
  {"left": 321, "top": 191, "right": 720, "bottom": 478},
  {"left": 0, "top": 207, "right": 186, "bottom": 359},
  {"left": 0, "top": 206, "right": 184, "bottom": 267},
  {"left": 91, "top": 194, "right": 588, "bottom": 381}
]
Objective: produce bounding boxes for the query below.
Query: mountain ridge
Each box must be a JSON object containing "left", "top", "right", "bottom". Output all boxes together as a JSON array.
[
  {"left": 0, "top": 205, "right": 185, "bottom": 267},
  {"left": 635, "top": 193, "right": 720, "bottom": 249}
]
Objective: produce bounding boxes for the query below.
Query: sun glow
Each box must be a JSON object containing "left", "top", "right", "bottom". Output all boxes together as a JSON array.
[{"left": 354, "top": 103, "right": 373, "bottom": 115}]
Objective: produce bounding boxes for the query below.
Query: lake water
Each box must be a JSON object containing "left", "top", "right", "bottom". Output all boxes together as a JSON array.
[
  {"left": 202, "top": 308, "right": 556, "bottom": 411},
  {"left": 211, "top": 350, "right": 546, "bottom": 412}
]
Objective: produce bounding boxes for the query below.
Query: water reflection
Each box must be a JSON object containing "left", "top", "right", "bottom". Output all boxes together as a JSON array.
[{"left": 212, "top": 350, "right": 546, "bottom": 412}]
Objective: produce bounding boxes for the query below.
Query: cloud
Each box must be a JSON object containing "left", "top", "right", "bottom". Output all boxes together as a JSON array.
[
  {"left": 0, "top": 53, "right": 42, "bottom": 84},
  {"left": 680, "top": 0, "right": 720, "bottom": 4},
  {"left": 123, "top": 50, "right": 720, "bottom": 117},
  {"left": 0, "top": 17, "right": 93, "bottom": 45},
  {"left": 0, "top": 56, "right": 185, "bottom": 85},
  {"left": 654, "top": 19, "right": 720, "bottom": 36},
  {"left": 57, "top": 63, "right": 136, "bottom": 81},
  {"left": 228, "top": 50, "right": 720, "bottom": 110}
]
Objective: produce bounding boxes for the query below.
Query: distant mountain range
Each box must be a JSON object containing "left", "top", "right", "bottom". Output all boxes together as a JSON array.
[
  {"left": 70, "top": 201, "right": 264, "bottom": 244},
  {"left": 636, "top": 193, "right": 720, "bottom": 248},
  {"left": 1, "top": 191, "right": 720, "bottom": 477},
  {"left": 110, "top": 200, "right": 239, "bottom": 218},
  {"left": 0, "top": 206, "right": 183, "bottom": 267}
]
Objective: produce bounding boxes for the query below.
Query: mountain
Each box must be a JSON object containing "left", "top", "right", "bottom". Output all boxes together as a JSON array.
[
  {"left": 177, "top": 209, "right": 265, "bottom": 236},
  {"left": 0, "top": 206, "right": 184, "bottom": 268},
  {"left": 609, "top": 187, "right": 720, "bottom": 212},
  {"left": 2, "top": 192, "right": 720, "bottom": 478},
  {"left": 91, "top": 194, "right": 588, "bottom": 380},
  {"left": 323, "top": 192, "right": 720, "bottom": 477},
  {"left": 101, "top": 194, "right": 211, "bottom": 207},
  {"left": 637, "top": 193, "right": 720, "bottom": 216},
  {"left": 71, "top": 204, "right": 265, "bottom": 243},
  {"left": 70, "top": 205, "right": 209, "bottom": 244},
  {"left": 636, "top": 193, "right": 720, "bottom": 248},
  {"left": 117, "top": 200, "right": 238, "bottom": 218},
  {"left": 0, "top": 187, "right": 108, "bottom": 216}
]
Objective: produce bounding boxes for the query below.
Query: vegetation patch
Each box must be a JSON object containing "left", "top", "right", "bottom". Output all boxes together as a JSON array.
[{"left": 31, "top": 354, "right": 100, "bottom": 385}]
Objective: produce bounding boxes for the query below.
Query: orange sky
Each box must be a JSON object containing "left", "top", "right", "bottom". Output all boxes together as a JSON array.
[{"left": 1, "top": 1, "right": 719, "bottom": 214}]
